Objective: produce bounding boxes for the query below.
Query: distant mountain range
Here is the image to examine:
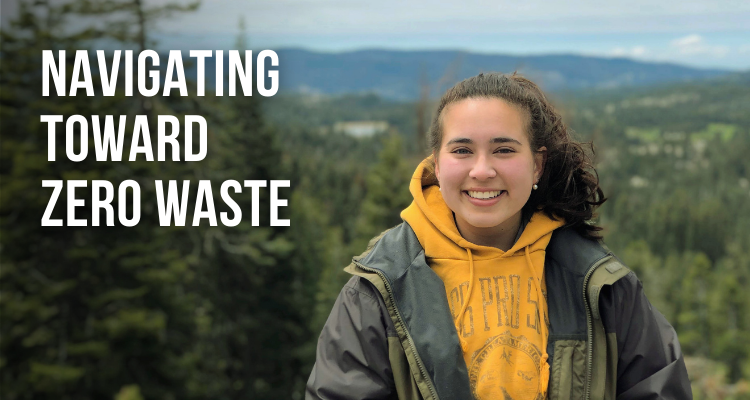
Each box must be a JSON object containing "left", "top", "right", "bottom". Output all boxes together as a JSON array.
[
  {"left": 177, "top": 48, "right": 731, "bottom": 100},
  {"left": 267, "top": 49, "right": 729, "bottom": 100}
]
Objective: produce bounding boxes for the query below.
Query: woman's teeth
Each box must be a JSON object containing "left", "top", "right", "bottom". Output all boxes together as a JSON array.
[{"left": 467, "top": 190, "right": 502, "bottom": 199}]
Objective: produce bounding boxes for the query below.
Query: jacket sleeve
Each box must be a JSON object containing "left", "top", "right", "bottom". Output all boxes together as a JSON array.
[
  {"left": 599, "top": 271, "right": 693, "bottom": 400},
  {"left": 306, "top": 276, "right": 397, "bottom": 400}
]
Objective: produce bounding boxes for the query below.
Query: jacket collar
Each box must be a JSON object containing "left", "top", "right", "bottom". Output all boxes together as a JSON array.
[{"left": 356, "top": 222, "right": 473, "bottom": 400}]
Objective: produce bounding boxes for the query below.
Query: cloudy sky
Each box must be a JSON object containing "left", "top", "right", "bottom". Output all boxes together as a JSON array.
[
  {"left": 3, "top": 0, "right": 747, "bottom": 70},
  {"left": 143, "top": 0, "right": 748, "bottom": 70}
]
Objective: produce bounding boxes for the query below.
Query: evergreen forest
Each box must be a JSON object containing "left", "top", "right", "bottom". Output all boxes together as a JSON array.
[{"left": 1, "top": 1, "right": 748, "bottom": 399}]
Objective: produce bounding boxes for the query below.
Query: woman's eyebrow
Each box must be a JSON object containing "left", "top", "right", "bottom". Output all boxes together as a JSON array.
[
  {"left": 445, "top": 137, "right": 522, "bottom": 145},
  {"left": 490, "top": 137, "right": 522, "bottom": 145},
  {"left": 446, "top": 137, "right": 472, "bottom": 145}
]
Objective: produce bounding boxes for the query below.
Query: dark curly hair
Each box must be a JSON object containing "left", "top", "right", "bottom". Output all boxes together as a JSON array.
[{"left": 426, "top": 72, "right": 606, "bottom": 239}]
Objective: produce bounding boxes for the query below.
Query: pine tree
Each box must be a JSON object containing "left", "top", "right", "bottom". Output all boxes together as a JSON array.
[
  {"left": 354, "top": 133, "right": 415, "bottom": 246},
  {"left": 708, "top": 242, "right": 750, "bottom": 382}
]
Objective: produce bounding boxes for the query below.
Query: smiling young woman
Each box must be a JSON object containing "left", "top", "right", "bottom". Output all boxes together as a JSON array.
[{"left": 306, "top": 73, "right": 692, "bottom": 400}]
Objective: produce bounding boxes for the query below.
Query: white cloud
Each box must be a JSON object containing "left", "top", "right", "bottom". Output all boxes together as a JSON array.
[
  {"left": 672, "top": 34, "right": 703, "bottom": 47},
  {"left": 631, "top": 46, "right": 647, "bottom": 56},
  {"left": 671, "top": 34, "right": 730, "bottom": 57},
  {"left": 610, "top": 46, "right": 648, "bottom": 58}
]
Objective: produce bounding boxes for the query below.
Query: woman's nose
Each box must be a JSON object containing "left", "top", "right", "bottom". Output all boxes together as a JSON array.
[{"left": 469, "top": 155, "right": 497, "bottom": 180}]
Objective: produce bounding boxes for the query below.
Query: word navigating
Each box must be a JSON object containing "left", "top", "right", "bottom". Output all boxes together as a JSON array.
[{"left": 43, "top": 49, "right": 279, "bottom": 97}]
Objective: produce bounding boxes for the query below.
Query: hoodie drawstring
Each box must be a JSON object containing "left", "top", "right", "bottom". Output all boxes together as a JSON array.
[
  {"left": 525, "top": 245, "right": 550, "bottom": 396},
  {"left": 456, "top": 248, "right": 475, "bottom": 353},
  {"left": 455, "top": 245, "right": 550, "bottom": 396}
]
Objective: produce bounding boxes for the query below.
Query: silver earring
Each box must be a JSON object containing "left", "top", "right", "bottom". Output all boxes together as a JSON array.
[{"left": 532, "top": 184, "right": 538, "bottom": 190}]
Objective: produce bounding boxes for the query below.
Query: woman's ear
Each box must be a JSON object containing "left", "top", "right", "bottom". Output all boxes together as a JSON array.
[{"left": 534, "top": 146, "right": 547, "bottom": 183}]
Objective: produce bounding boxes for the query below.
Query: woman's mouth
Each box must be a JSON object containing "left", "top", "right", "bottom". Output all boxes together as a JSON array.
[{"left": 466, "top": 190, "right": 504, "bottom": 200}]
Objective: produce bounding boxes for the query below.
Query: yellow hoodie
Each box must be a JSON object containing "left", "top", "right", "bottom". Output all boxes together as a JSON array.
[{"left": 401, "top": 158, "right": 564, "bottom": 400}]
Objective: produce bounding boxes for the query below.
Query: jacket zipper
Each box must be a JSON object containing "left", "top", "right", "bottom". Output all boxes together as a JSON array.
[
  {"left": 582, "top": 254, "right": 613, "bottom": 400},
  {"left": 353, "top": 260, "right": 440, "bottom": 400}
]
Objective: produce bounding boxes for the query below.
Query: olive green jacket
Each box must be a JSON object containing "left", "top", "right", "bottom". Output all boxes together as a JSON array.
[{"left": 307, "top": 223, "right": 692, "bottom": 400}]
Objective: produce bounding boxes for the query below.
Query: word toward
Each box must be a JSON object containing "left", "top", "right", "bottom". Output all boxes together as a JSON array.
[{"left": 41, "top": 115, "right": 207, "bottom": 162}]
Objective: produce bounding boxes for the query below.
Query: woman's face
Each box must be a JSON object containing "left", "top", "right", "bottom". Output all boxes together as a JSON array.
[{"left": 435, "top": 97, "right": 544, "bottom": 240}]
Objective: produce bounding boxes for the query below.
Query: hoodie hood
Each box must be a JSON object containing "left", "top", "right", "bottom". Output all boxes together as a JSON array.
[{"left": 401, "top": 156, "right": 564, "bottom": 260}]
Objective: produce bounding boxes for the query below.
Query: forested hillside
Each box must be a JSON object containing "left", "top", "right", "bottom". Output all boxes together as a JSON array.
[{"left": 567, "top": 77, "right": 750, "bottom": 397}]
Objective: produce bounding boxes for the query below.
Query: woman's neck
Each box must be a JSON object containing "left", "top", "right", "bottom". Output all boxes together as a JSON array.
[{"left": 454, "top": 211, "right": 522, "bottom": 251}]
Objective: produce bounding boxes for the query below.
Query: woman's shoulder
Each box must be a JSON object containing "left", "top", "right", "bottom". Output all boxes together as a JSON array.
[
  {"left": 351, "top": 222, "right": 425, "bottom": 274},
  {"left": 546, "top": 227, "right": 612, "bottom": 275}
]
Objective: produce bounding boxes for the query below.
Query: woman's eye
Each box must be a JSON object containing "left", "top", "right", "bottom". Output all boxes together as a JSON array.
[
  {"left": 495, "top": 148, "right": 515, "bottom": 154},
  {"left": 452, "top": 148, "right": 471, "bottom": 154}
]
